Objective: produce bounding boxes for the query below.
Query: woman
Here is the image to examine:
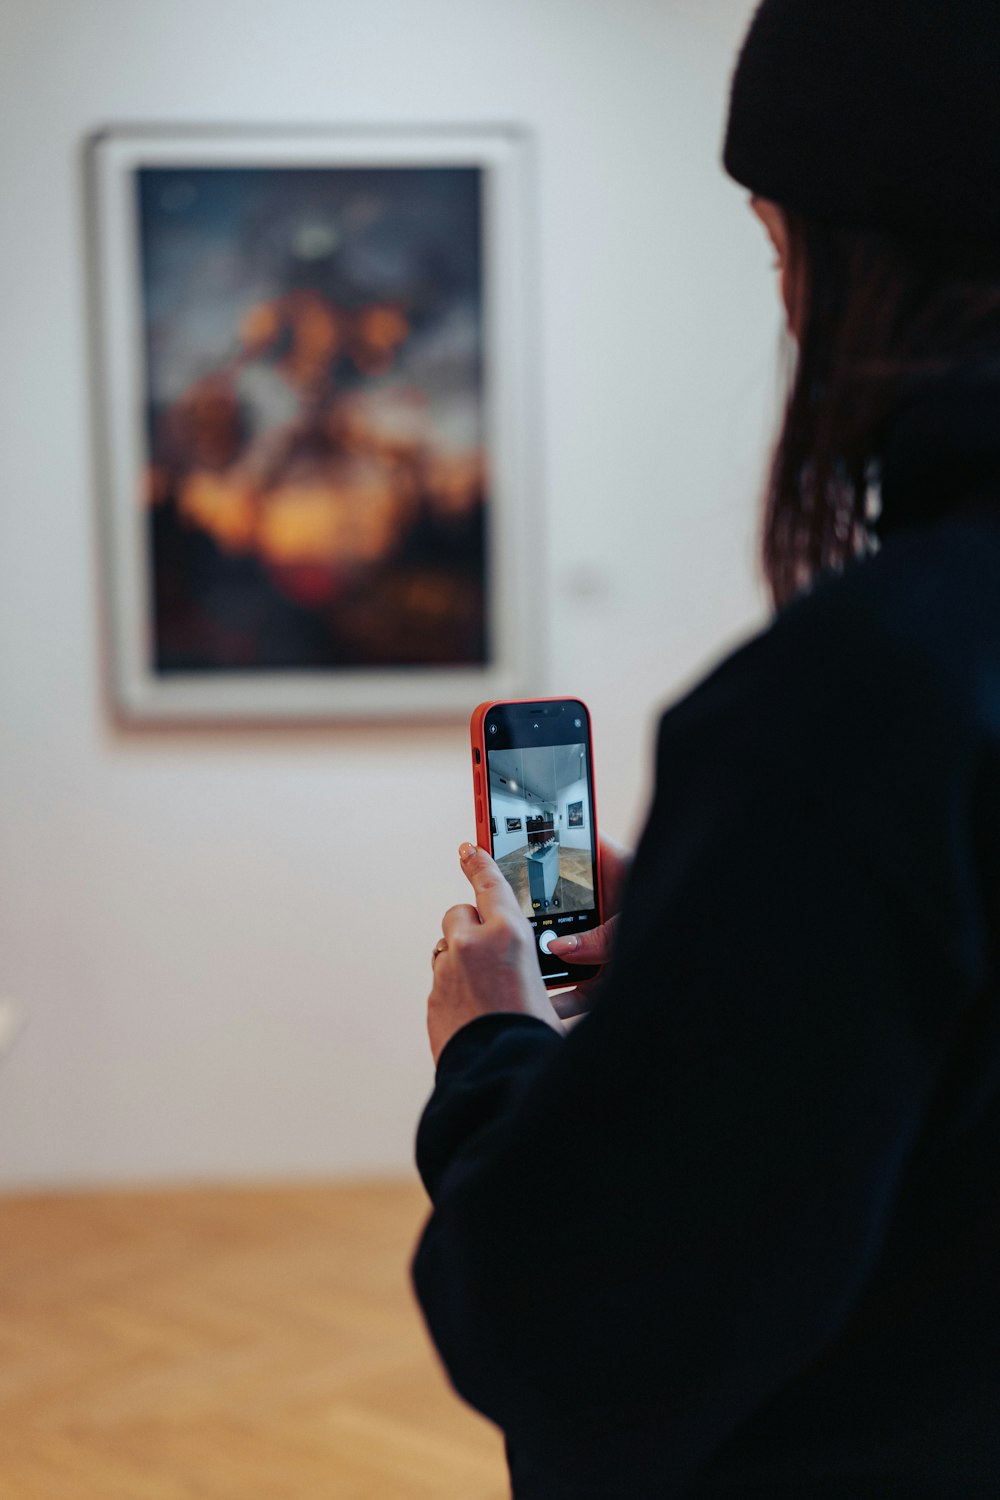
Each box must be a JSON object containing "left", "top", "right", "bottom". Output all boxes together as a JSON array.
[{"left": 412, "top": 2, "right": 1000, "bottom": 1494}]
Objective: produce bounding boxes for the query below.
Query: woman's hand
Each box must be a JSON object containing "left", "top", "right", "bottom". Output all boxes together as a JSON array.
[
  {"left": 426, "top": 843, "right": 566, "bottom": 1067},
  {"left": 545, "top": 832, "right": 634, "bottom": 1020}
]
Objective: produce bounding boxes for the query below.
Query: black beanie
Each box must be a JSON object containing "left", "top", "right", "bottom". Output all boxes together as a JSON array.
[{"left": 722, "top": 0, "right": 1000, "bottom": 258}]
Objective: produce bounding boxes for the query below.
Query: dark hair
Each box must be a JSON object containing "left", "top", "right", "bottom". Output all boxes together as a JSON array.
[{"left": 760, "top": 212, "right": 1000, "bottom": 610}]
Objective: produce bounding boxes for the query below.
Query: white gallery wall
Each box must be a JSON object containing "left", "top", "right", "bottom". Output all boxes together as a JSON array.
[
  {"left": 0, "top": 0, "right": 782, "bottom": 1187},
  {"left": 488, "top": 787, "right": 530, "bottom": 861}
]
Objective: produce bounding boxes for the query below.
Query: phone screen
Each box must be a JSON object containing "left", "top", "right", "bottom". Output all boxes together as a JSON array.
[{"left": 483, "top": 699, "right": 601, "bottom": 986}]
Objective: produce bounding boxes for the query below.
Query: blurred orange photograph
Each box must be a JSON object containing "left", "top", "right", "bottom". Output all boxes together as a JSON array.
[{"left": 87, "top": 127, "right": 537, "bottom": 721}]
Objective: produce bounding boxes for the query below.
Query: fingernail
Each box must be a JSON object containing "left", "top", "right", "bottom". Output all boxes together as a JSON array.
[
  {"left": 459, "top": 842, "right": 477, "bottom": 862},
  {"left": 548, "top": 934, "right": 579, "bottom": 953}
]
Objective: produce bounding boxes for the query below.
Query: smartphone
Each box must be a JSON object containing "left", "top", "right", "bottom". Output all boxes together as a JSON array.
[{"left": 470, "top": 697, "right": 603, "bottom": 988}]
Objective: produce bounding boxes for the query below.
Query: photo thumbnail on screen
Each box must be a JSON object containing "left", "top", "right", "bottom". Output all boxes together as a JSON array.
[{"left": 486, "top": 743, "right": 596, "bottom": 919}]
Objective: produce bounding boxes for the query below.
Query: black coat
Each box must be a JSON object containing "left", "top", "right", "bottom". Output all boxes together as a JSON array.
[{"left": 411, "top": 391, "right": 1000, "bottom": 1498}]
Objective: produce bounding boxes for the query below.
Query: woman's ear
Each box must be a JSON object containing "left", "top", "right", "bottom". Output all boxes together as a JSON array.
[
  {"left": 750, "top": 195, "right": 788, "bottom": 268},
  {"left": 750, "top": 195, "right": 802, "bottom": 339}
]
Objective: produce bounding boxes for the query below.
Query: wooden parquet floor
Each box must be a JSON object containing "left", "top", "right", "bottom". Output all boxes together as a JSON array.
[
  {"left": 496, "top": 847, "right": 595, "bottom": 917},
  {"left": 0, "top": 1180, "right": 510, "bottom": 1499}
]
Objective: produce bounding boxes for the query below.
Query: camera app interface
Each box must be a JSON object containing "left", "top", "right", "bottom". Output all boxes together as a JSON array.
[{"left": 485, "top": 704, "right": 598, "bottom": 980}]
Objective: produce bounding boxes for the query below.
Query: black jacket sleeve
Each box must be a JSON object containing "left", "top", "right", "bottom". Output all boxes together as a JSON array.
[{"left": 410, "top": 582, "right": 984, "bottom": 1491}]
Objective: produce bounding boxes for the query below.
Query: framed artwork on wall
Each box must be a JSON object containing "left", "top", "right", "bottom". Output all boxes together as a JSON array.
[
  {"left": 567, "top": 799, "right": 584, "bottom": 828},
  {"left": 505, "top": 816, "right": 522, "bottom": 833},
  {"left": 86, "top": 125, "right": 538, "bottom": 722}
]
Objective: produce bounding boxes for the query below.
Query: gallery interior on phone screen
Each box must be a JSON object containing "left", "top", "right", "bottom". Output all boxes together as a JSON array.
[{"left": 486, "top": 742, "right": 597, "bottom": 928}]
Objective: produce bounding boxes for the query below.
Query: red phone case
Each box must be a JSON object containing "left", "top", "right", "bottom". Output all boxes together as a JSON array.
[{"left": 470, "top": 698, "right": 603, "bottom": 983}]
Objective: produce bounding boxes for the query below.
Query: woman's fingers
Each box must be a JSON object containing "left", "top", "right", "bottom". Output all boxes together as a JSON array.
[
  {"left": 447, "top": 842, "right": 617, "bottom": 1021},
  {"left": 458, "top": 842, "right": 522, "bottom": 925},
  {"left": 441, "top": 903, "right": 482, "bottom": 941},
  {"left": 549, "top": 987, "right": 596, "bottom": 1021},
  {"left": 547, "top": 913, "right": 619, "bottom": 965},
  {"left": 598, "top": 834, "right": 634, "bottom": 916}
]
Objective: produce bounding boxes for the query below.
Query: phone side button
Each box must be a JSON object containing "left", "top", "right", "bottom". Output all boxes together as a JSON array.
[
  {"left": 474, "top": 772, "right": 482, "bottom": 797},
  {"left": 476, "top": 797, "right": 483, "bottom": 824}
]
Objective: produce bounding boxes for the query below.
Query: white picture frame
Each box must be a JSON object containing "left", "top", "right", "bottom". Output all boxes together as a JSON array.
[{"left": 85, "top": 125, "right": 539, "bottom": 722}]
